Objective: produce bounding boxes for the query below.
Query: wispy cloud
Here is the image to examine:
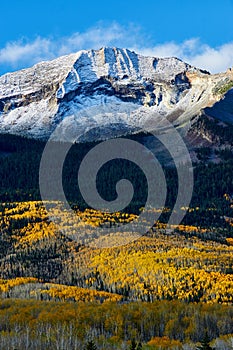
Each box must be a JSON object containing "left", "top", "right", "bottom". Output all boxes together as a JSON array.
[
  {"left": 0, "top": 38, "right": 53, "bottom": 67},
  {"left": 58, "top": 22, "right": 141, "bottom": 56},
  {"left": 0, "top": 23, "right": 232, "bottom": 74},
  {"left": 137, "top": 38, "right": 233, "bottom": 73},
  {"left": 0, "top": 23, "right": 141, "bottom": 73}
]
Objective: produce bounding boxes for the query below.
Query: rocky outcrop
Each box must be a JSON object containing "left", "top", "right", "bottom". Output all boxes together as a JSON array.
[{"left": 0, "top": 47, "right": 232, "bottom": 141}]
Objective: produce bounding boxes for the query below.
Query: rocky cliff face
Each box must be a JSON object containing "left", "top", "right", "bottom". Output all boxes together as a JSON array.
[{"left": 0, "top": 47, "right": 232, "bottom": 142}]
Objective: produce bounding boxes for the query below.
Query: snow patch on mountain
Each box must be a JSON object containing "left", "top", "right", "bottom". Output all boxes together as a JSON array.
[{"left": 0, "top": 47, "right": 232, "bottom": 141}]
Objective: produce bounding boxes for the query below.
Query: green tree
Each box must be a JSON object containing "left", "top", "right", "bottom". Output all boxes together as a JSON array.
[
  {"left": 129, "top": 339, "right": 137, "bottom": 350},
  {"left": 129, "top": 339, "right": 142, "bottom": 350},
  {"left": 85, "top": 340, "right": 97, "bottom": 350},
  {"left": 196, "top": 333, "right": 214, "bottom": 350}
]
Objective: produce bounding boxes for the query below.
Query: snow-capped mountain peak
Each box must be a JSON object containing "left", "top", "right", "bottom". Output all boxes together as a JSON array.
[{"left": 0, "top": 47, "right": 232, "bottom": 141}]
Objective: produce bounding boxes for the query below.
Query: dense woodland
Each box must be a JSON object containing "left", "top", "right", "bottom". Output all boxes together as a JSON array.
[
  {"left": 1, "top": 132, "right": 233, "bottom": 222},
  {"left": 0, "top": 201, "right": 233, "bottom": 303},
  {"left": 0, "top": 133, "right": 233, "bottom": 349},
  {"left": 0, "top": 298, "right": 232, "bottom": 349},
  {"left": 0, "top": 201, "right": 233, "bottom": 348}
]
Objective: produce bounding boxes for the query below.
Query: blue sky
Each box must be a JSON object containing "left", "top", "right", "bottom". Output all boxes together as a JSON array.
[{"left": 0, "top": 0, "right": 233, "bottom": 74}]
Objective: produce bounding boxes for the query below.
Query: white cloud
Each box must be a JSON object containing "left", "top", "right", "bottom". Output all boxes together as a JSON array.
[
  {"left": 0, "top": 23, "right": 141, "bottom": 73},
  {"left": 188, "top": 42, "right": 233, "bottom": 73},
  {"left": 58, "top": 22, "right": 133, "bottom": 56},
  {"left": 0, "top": 37, "right": 53, "bottom": 67},
  {"left": 136, "top": 39, "right": 233, "bottom": 73},
  {"left": 0, "top": 23, "right": 233, "bottom": 74}
]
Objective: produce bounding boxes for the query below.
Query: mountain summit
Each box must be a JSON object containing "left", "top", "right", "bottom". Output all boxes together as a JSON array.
[{"left": 0, "top": 47, "right": 233, "bottom": 145}]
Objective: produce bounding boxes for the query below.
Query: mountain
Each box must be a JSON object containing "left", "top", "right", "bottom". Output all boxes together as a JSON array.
[
  {"left": 0, "top": 47, "right": 233, "bottom": 148},
  {"left": 1, "top": 49, "right": 233, "bottom": 350}
]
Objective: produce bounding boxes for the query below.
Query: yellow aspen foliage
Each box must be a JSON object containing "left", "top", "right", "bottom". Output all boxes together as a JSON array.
[
  {"left": 39, "top": 283, "right": 122, "bottom": 303},
  {"left": 147, "top": 336, "right": 182, "bottom": 349},
  {"left": 0, "top": 277, "right": 38, "bottom": 293}
]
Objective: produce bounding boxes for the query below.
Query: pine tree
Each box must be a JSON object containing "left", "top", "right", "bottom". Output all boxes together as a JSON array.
[
  {"left": 196, "top": 333, "right": 214, "bottom": 350},
  {"left": 129, "top": 339, "right": 137, "bottom": 350},
  {"left": 85, "top": 340, "right": 97, "bottom": 350},
  {"left": 129, "top": 339, "right": 142, "bottom": 350}
]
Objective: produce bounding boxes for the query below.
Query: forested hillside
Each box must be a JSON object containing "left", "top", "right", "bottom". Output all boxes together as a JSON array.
[
  {"left": 0, "top": 298, "right": 232, "bottom": 349},
  {"left": 1, "top": 134, "right": 233, "bottom": 349}
]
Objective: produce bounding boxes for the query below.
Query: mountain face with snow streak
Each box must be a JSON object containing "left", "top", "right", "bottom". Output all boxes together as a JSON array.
[{"left": 0, "top": 47, "right": 233, "bottom": 144}]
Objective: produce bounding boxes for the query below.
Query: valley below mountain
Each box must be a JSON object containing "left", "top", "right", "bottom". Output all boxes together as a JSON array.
[{"left": 0, "top": 48, "right": 233, "bottom": 350}]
